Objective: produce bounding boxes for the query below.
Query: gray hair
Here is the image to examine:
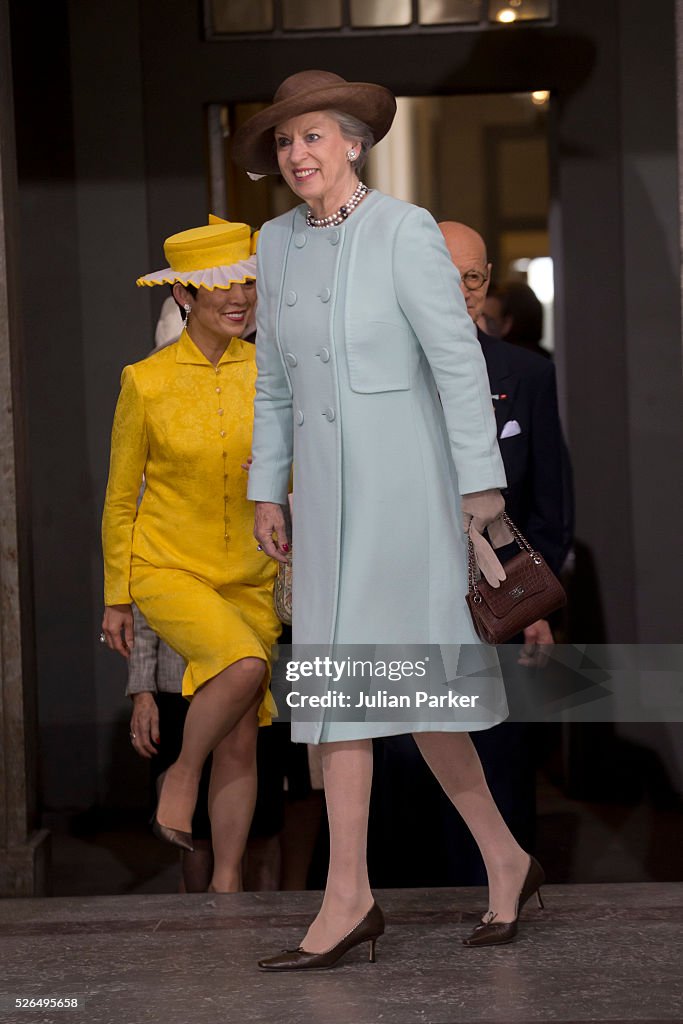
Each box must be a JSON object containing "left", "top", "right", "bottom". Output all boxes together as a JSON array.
[{"left": 327, "top": 109, "right": 375, "bottom": 174}]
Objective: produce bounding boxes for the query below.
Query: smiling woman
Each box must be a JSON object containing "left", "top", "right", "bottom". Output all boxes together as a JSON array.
[
  {"left": 100, "top": 216, "right": 281, "bottom": 893},
  {"left": 229, "top": 71, "right": 539, "bottom": 970},
  {"left": 273, "top": 110, "right": 372, "bottom": 227},
  {"left": 173, "top": 277, "right": 256, "bottom": 351}
]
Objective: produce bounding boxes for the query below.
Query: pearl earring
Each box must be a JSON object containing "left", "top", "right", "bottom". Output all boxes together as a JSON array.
[
  {"left": 183, "top": 303, "right": 191, "bottom": 328},
  {"left": 347, "top": 149, "right": 357, "bottom": 161}
]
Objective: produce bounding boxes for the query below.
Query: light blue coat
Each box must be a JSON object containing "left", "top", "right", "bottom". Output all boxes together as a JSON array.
[{"left": 248, "top": 192, "right": 507, "bottom": 741}]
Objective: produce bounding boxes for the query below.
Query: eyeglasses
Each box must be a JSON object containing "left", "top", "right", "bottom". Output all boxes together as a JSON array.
[{"left": 461, "top": 269, "right": 490, "bottom": 291}]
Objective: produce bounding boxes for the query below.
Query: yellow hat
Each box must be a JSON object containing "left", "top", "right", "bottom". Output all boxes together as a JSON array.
[{"left": 136, "top": 215, "right": 258, "bottom": 290}]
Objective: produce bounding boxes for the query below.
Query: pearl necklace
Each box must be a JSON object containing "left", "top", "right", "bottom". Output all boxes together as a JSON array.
[{"left": 306, "top": 181, "right": 369, "bottom": 228}]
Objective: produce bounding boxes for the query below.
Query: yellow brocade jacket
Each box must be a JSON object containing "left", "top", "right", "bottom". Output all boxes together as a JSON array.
[{"left": 102, "top": 330, "right": 276, "bottom": 605}]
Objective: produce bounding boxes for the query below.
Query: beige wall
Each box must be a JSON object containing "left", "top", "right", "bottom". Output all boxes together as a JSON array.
[{"left": 366, "top": 92, "right": 550, "bottom": 282}]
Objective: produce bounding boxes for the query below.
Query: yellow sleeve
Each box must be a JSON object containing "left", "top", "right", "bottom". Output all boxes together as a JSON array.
[{"left": 102, "top": 365, "right": 148, "bottom": 605}]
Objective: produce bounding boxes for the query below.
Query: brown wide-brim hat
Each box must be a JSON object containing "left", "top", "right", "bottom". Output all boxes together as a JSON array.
[{"left": 231, "top": 69, "right": 397, "bottom": 176}]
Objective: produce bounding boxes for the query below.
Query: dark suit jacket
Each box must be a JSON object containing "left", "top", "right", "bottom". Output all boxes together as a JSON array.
[{"left": 478, "top": 329, "right": 573, "bottom": 575}]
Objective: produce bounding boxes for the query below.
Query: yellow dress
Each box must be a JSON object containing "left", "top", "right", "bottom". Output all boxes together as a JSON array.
[{"left": 102, "top": 330, "right": 280, "bottom": 721}]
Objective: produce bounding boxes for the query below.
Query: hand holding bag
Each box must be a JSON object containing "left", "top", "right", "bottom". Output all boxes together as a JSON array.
[{"left": 465, "top": 514, "right": 566, "bottom": 644}]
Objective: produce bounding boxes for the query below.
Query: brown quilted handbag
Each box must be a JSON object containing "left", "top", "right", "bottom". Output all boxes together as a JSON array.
[
  {"left": 465, "top": 515, "right": 566, "bottom": 644},
  {"left": 273, "top": 552, "right": 292, "bottom": 625}
]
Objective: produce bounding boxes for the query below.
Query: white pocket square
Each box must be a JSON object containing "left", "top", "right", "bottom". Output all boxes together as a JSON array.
[{"left": 500, "top": 419, "right": 522, "bottom": 439}]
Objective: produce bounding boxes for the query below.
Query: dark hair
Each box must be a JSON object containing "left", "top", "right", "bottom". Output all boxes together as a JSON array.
[{"left": 497, "top": 282, "right": 543, "bottom": 344}]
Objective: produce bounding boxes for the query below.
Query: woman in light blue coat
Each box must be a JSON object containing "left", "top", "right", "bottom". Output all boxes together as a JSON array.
[{"left": 233, "top": 70, "right": 544, "bottom": 968}]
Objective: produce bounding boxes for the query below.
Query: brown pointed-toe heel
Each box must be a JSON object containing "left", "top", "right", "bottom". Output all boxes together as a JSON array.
[
  {"left": 150, "top": 814, "right": 194, "bottom": 853},
  {"left": 258, "top": 902, "right": 385, "bottom": 971},
  {"left": 463, "top": 856, "right": 545, "bottom": 947},
  {"left": 150, "top": 770, "right": 194, "bottom": 852}
]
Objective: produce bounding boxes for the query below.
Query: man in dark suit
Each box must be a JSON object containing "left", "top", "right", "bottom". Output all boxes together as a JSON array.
[
  {"left": 367, "top": 223, "right": 573, "bottom": 888},
  {"left": 439, "top": 222, "right": 572, "bottom": 586}
]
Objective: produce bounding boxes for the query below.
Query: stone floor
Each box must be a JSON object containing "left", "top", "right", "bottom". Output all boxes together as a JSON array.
[{"left": 1, "top": 884, "right": 681, "bottom": 1024}]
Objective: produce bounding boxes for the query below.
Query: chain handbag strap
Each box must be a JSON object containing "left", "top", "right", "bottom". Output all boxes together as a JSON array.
[
  {"left": 467, "top": 536, "right": 483, "bottom": 604},
  {"left": 467, "top": 513, "right": 543, "bottom": 603},
  {"left": 501, "top": 513, "right": 543, "bottom": 563}
]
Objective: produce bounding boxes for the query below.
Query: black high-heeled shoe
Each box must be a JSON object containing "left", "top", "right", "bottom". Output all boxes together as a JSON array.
[
  {"left": 150, "top": 813, "right": 194, "bottom": 852},
  {"left": 463, "top": 856, "right": 545, "bottom": 947},
  {"left": 258, "top": 902, "right": 385, "bottom": 971},
  {"left": 150, "top": 772, "right": 194, "bottom": 852}
]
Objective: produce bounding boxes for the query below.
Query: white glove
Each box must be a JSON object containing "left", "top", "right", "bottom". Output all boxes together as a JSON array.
[{"left": 461, "top": 489, "right": 513, "bottom": 588}]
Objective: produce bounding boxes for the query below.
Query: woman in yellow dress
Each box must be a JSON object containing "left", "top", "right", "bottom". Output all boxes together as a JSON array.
[{"left": 101, "top": 217, "right": 281, "bottom": 892}]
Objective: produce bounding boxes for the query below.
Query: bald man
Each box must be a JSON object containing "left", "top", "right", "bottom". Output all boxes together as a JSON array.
[{"left": 438, "top": 221, "right": 493, "bottom": 329}]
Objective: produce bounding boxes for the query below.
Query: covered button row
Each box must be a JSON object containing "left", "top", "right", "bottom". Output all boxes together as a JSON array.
[
  {"left": 285, "top": 348, "right": 330, "bottom": 366},
  {"left": 295, "top": 407, "right": 335, "bottom": 425},
  {"left": 294, "top": 231, "right": 340, "bottom": 248},
  {"left": 285, "top": 287, "right": 331, "bottom": 306}
]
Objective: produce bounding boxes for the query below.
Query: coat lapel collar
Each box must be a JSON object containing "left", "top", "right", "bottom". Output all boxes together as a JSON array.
[{"left": 478, "top": 330, "right": 520, "bottom": 436}]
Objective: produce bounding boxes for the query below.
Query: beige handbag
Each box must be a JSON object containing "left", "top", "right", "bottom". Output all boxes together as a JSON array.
[
  {"left": 273, "top": 493, "right": 293, "bottom": 625},
  {"left": 273, "top": 552, "right": 292, "bottom": 625}
]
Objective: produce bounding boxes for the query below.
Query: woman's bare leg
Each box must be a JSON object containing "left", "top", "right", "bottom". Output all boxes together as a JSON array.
[
  {"left": 413, "top": 731, "right": 530, "bottom": 921},
  {"left": 208, "top": 699, "right": 260, "bottom": 892},
  {"left": 155, "top": 657, "right": 265, "bottom": 834},
  {"left": 301, "top": 740, "right": 374, "bottom": 952}
]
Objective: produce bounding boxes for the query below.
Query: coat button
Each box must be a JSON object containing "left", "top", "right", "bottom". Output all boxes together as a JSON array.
[
  {"left": 319, "top": 287, "right": 331, "bottom": 303},
  {"left": 329, "top": 231, "right": 340, "bottom": 245},
  {"left": 294, "top": 232, "right": 307, "bottom": 248},
  {"left": 286, "top": 290, "right": 297, "bottom": 306},
  {"left": 319, "top": 347, "right": 331, "bottom": 363},
  {"left": 285, "top": 352, "right": 298, "bottom": 367},
  {"left": 323, "top": 407, "right": 336, "bottom": 422},
  {"left": 295, "top": 409, "right": 305, "bottom": 426}
]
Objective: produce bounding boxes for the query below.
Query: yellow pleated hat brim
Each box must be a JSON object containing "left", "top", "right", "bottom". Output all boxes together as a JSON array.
[{"left": 136, "top": 219, "right": 259, "bottom": 289}]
